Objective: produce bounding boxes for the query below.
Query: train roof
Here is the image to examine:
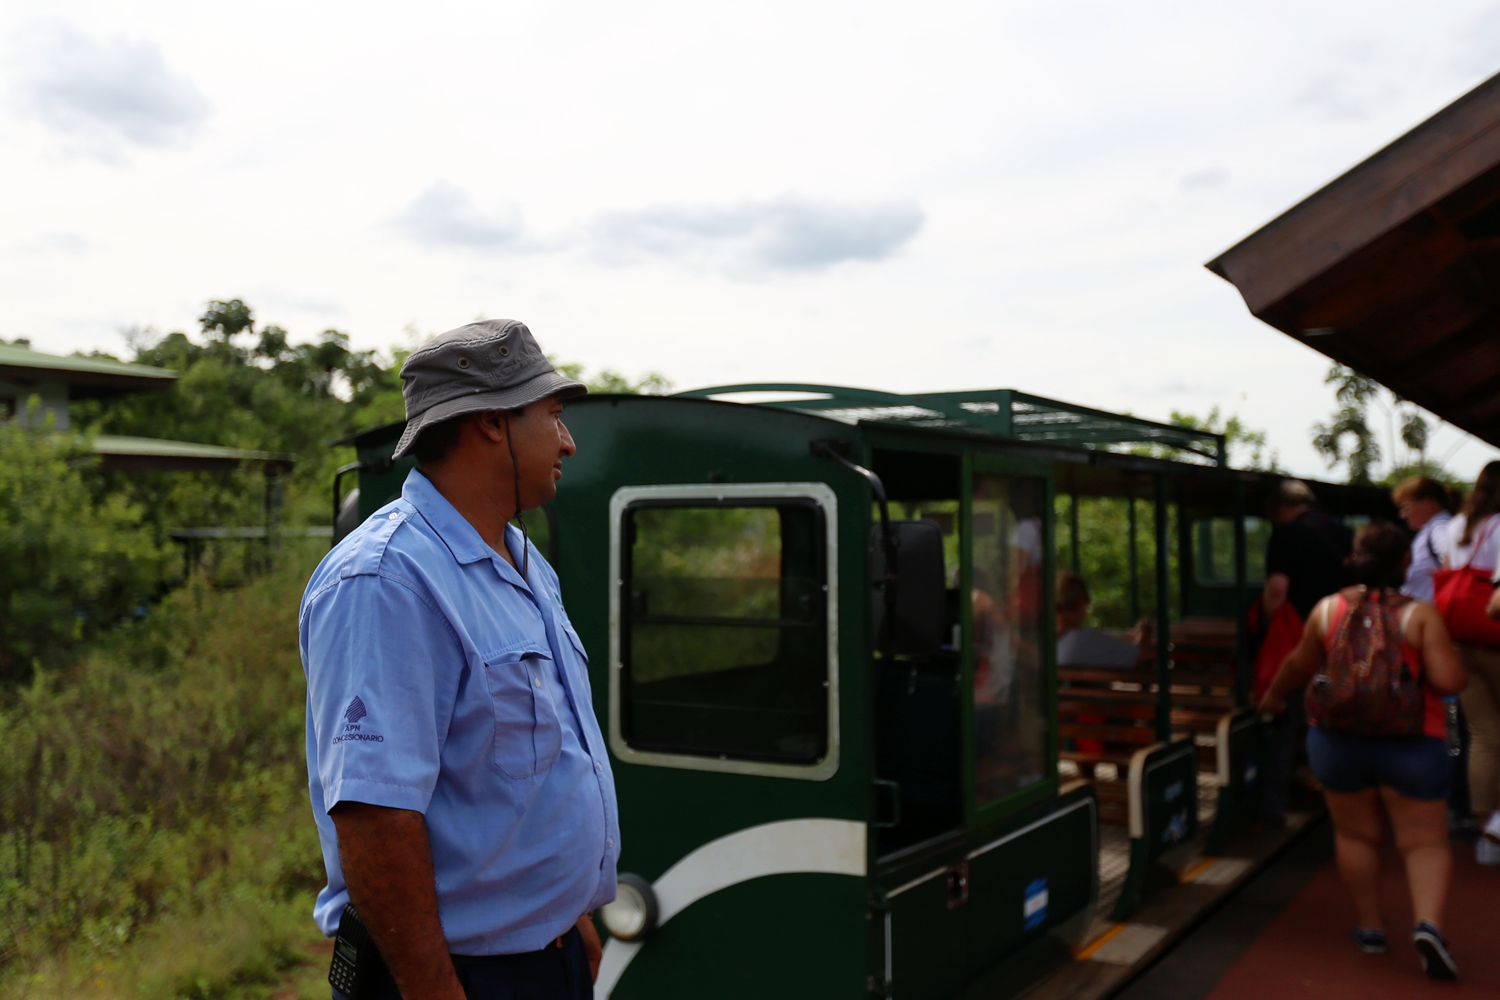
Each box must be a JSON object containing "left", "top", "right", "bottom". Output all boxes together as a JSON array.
[
  {"left": 337, "top": 383, "right": 1392, "bottom": 517},
  {"left": 672, "top": 384, "right": 1227, "bottom": 463},
  {"left": 341, "top": 383, "right": 1226, "bottom": 464}
]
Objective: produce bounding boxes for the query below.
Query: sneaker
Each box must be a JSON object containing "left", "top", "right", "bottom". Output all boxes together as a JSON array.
[
  {"left": 1413, "top": 922, "right": 1458, "bottom": 980},
  {"left": 1352, "top": 928, "right": 1387, "bottom": 954},
  {"left": 1485, "top": 810, "right": 1500, "bottom": 842},
  {"left": 1477, "top": 838, "right": 1500, "bottom": 866}
]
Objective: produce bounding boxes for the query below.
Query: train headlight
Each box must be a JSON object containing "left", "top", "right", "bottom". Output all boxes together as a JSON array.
[{"left": 599, "top": 873, "right": 658, "bottom": 942}]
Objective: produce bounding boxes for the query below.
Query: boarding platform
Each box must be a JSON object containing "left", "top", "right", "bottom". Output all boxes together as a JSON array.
[{"left": 1024, "top": 798, "right": 1499, "bottom": 1000}]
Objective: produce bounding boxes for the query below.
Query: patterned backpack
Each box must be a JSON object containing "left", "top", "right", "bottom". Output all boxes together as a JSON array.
[{"left": 1306, "top": 587, "right": 1425, "bottom": 738}]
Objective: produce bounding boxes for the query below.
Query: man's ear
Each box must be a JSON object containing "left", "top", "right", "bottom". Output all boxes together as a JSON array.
[{"left": 473, "top": 410, "right": 508, "bottom": 444}]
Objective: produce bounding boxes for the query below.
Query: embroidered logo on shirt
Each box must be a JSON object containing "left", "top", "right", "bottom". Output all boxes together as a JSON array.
[{"left": 333, "top": 696, "right": 384, "bottom": 745}]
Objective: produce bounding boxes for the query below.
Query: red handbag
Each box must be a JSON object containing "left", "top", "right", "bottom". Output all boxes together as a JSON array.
[
  {"left": 1250, "top": 600, "right": 1304, "bottom": 702},
  {"left": 1432, "top": 518, "right": 1500, "bottom": 645}
]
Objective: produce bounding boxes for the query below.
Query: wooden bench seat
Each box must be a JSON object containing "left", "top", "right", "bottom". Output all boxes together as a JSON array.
[{"left": 1058, "top": 617, "right": 1247, "bottom": 828}]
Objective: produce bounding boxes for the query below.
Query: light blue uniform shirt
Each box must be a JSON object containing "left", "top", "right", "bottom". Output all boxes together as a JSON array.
[{"left": 299, "top": 469, "right": 618, "bottom": 954}]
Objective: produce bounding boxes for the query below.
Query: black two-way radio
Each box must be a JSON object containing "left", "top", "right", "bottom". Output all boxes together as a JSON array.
[{"left": 329, "top": 904, "right": 395, "bottom": 999}]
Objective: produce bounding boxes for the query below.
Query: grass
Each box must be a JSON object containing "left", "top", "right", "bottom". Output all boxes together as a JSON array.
[
  {"left": 0, "top": 544, "right": 331, "bottom": 999},
  {"left": 3, "top": 897, "right": 329, "bottom": 1000}
]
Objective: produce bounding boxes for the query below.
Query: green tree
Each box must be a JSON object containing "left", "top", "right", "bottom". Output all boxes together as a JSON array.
[
  {"left": 1311, "top": 364, "right": 1443, "bottom": 485},
  {"left": 1169, "top": 407, "right": 1282, "bottom": 471},
  {"left": 1055, "top": 495, "right": 1179, "bottom": 628},
  {"left": 75, "top": 302, "right": 408, "bottom": 539},
  {"left": 1312, "top": 365, "right": 1381, "bottom": 484},
  {"left": 553, "top": 359, "right": 673, "bottom": 395},
  {"left": 1124, "top": 407, "right": 1281, "bottom": 471},
  {"left": 0, "top": 414, "right": 164, "bottom": 683}
]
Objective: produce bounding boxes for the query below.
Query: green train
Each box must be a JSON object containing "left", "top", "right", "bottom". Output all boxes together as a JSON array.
[{"left": 331, "top": 384, "right": 1392, "bottom": 1000}]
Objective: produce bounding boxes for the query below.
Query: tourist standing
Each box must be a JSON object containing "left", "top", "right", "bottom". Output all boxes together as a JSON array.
[
  {"left": 1259, "top": 479, "right": 1354, "bottom": 823},
  {"left": 1393, "top": 476, "right": 1455, "bottom": 603},
  {"left": 1440, "top": 461, "right": 1500, "bottom": 865}
]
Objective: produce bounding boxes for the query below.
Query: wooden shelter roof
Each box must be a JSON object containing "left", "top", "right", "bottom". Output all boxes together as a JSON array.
[{"left": 1206, "top": 72, "right": 1500, "bottom": 448}]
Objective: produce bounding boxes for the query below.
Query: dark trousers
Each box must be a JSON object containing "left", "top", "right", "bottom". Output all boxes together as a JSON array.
[
  {"left": 1261, "top": 688, "right": 1305, "bottom": 822},
  {"left": 333, "top": 927, "right": 590, "bottom": 1000}
]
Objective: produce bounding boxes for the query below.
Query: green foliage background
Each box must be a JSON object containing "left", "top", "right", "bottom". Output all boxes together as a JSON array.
[
  {"left": 0, "top": 424, "right": 165, "bottom": 682},
  {"left": 1054, "top": 495, "right": 1171, "bottom": 628},
  {"left": 0, "top": 550, "right": 327, "bottom": 1000},
  {"left": 0, "top": 301, "right": 670, "bottom": 997}
]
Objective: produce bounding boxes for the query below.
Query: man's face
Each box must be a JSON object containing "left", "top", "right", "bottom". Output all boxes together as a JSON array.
[
  {"left": 507, "top": 395, "right": 576, "bottom": 511},
  {"left": 1272, "top": 502, "right": 1305, "bottom": 525},
  {"left": 1399, "top": 497, "right": 1440, "bottom": 531},
  {"left": 1056, "top": 601, "right": 1088, "bottom": 634}
]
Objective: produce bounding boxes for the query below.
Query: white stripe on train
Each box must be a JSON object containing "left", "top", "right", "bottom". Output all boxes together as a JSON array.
[{"left": 594, "top": 818, "right": 867, "bottom": 998}]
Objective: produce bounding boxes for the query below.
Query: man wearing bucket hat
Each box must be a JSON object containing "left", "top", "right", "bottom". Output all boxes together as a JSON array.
[{"left": 299, "top": 319, "right": 618, "bottom": 1000}]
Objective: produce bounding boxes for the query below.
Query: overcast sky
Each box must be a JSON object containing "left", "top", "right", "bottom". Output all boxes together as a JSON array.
[{"left": 4, "top": 1, "right": 1500, "bottom": 480}]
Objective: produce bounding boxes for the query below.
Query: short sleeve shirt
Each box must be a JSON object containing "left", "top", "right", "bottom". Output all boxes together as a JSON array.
[
  {"left": 299, "top": 470, "right": 619, "bottom": 954},
  {"left": 1265, "top": 508, "right": 1354, "bottom": 621},
  {"left": 1057, "top": 628, "right": 1139, "bottom": 668},
  {"left": 1444, "top": 513, "right": 1500, "bottom": 574},
  {"left": 1402, "top": 512, "right": 1451, "bottom": 603}
]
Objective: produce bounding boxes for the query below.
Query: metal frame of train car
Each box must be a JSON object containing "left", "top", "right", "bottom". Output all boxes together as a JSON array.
[{"left": 329, "top": 385, "right": 1391, "bottom": 1000}]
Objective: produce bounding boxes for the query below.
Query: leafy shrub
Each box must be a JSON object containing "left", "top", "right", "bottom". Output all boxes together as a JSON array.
[
  {"left": 0, "top": 420, "right": 164, "bottom": 684},
  {"left": 0, "top": 551, "right": 325, "bottom": 987}
]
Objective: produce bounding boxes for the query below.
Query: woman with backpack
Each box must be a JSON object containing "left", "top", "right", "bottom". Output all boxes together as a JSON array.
[
  {"left": 1260, "top": 521, "right": 1465, "bottom": 980},
  {"left": 1435, "top": 460, "right": 1500, "bottom": 866}
]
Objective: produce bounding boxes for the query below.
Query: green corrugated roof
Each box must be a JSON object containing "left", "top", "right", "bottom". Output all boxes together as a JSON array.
[
  {"left": 672, "top": 384, "right": 1227, "bottom": 464},
  {"left": 0, "top": 343, "right": 177, "bottom": 381}
]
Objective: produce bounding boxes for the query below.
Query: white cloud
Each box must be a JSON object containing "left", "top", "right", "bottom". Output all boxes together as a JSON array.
[
  {"left": 1457, "top": 4, "right": 1500, "bottom": 74},
  {"left": 589, "top": 196, "right": 924, "bottom": 274},
  {"left": 13, "top": 22, "right": 209, "bottom": 158},
  {"left": 1179, "top": 167, "right": 1229, "bottom": 191},
  {"left": 390, "top": 182, "right": 526, "bottom": 251},
  {"left": 3, "top": 0, "right": 1500, "bottom": 481},
  {"left": 390, "top": 186, "right": 923, "bottom": 277},
  {"left": 13, "top": 232, "right": 89, "bottom": 255},
  {"left": 1295, "top": 74, "right": 1378, "bottom": 121}
]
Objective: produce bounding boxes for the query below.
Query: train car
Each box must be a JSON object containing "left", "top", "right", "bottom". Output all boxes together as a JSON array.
[{"left": 331, "top": 384, "right": 1393, "bottom": 1000}]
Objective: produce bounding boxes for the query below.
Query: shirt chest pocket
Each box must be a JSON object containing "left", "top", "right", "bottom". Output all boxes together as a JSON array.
[{"left": 481, "top": 646, "right": 563, "bottom": 779}]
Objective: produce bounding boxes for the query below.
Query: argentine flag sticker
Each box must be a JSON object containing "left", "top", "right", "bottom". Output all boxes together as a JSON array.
[{"left": 1023, "top": 878, "right": 1048, "bottom": 930}]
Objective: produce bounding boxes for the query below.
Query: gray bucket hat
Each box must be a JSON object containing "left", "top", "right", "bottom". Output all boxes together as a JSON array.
[{"left": 392, "top": 319, "right": 586, "bottom": 459}]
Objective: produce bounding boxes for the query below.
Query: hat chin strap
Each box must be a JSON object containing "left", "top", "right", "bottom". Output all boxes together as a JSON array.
[{"left": 504, "top": 412, "right": 530, "bottom": 581}]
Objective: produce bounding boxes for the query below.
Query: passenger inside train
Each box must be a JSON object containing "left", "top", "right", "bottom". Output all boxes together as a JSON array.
[{"left": 1055, "top": 571, "right": 1153, "bottom": 668}]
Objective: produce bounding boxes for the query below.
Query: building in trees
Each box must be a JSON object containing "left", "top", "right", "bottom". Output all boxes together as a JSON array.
[{"left": 1, "top": 339, "right": 292, "bottom": 474}]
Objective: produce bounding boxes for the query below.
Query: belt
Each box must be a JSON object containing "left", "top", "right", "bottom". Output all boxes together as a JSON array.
[{"left": 453, "top": 925, "right": 578, "bottom": 963}]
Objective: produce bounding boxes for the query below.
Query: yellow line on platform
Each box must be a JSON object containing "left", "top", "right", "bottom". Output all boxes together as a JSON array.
[
  {"left": 1074, "top": 922, "right": 1127, "bottom": 960},
  {"left": 1178, "top": 856, "right": 1218, "bottom": 883}
]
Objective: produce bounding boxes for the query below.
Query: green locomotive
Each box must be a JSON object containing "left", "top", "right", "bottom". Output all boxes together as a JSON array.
[{"left": 332, "top": 384, "right": 1391, "bottom": 999}]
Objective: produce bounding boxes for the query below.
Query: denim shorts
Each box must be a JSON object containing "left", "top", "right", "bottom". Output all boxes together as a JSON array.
[{"left": 1306, "top": 726, "right": 1451, "bottom": 800}]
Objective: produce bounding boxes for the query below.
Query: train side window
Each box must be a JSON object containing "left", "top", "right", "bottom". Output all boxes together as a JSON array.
[
  {"left": 971, "top": 474, "right": 1050, "bottom": 806},
  {"left": 1192, "top": 517, "right": 1268, "bottom": 585},
  {"left": 609, "top": 484, "right": 838, "bottom": 779}
]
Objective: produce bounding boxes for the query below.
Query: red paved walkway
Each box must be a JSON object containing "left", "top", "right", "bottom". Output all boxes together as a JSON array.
[{"left": 1207, "top": 837, "right": 1499, "bottom": 998}]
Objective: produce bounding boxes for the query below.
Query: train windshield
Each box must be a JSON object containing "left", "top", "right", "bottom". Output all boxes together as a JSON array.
[{"left": 619, "top": 499, "right": 829, "bottom": 765}]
